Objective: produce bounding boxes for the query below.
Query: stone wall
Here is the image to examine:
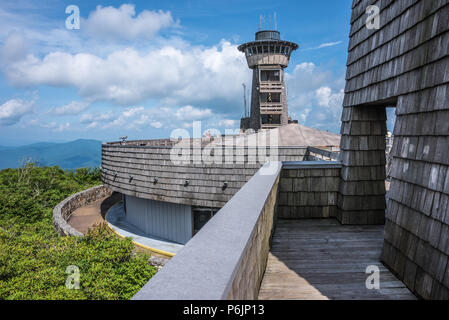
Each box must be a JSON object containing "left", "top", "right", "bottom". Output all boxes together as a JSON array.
[
  {"left": 343, "top": 0, "right": 449, "bottom": 299},
  {"left": 278, "top": 162, "right": 341, "bottom": 219},
  {"left": 53, "top": 185, "right": 112, "bottom": 236},
  {"left": 132, "top": 162, "right": 281, "bottom": 300},
  {"left": 102, "top": 144, "right": 305, "bottom": 208}
]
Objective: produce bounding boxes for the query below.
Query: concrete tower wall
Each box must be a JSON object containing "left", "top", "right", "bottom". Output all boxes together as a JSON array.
[
  {"left": 342, "top": 0, "right": 449, "bottom": 299},
  {"left": 239, "top": 34, "right": 297, "bottom": 131},
  {"left": 249, "top": 69, "right": 261, "bottom": 130}
]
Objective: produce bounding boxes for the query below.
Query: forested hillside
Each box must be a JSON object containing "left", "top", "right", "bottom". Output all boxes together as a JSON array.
[{"left": 0, "top": 164, "right": 155, "bottom": 299}]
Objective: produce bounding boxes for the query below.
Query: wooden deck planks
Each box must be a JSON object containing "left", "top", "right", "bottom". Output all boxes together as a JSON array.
[{"left": 258, "top": 219, "right": 416, "bottom": 300}]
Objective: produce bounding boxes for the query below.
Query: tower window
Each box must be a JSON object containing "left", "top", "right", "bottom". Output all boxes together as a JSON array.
[
  {"left": 263, "top": 46, "right": 268, "bottom": 53},
  {"left": 261, "top": 114, "right": 281, "bottom": 125},
  {"left": 260, "top": 70, "right": 281, "bottom": 82},
  {"left": 269, "top": 45, "right": 275, "bottom": 53},
  {"left": 257, "top": 46, "right": 262, "bottom": 54},
  {"left": 260, "top": 92, "right": 281, "bottom": 103},
  {"left": 275, "top": 46, "right": 280, "bottom": 53}
]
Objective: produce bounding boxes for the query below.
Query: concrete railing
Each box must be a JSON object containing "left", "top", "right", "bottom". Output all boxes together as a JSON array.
[
  {"left": 133, "top": 162, "right": 282, "bottom": 300},
  {"left": 53, "top": 185, "right": 112, "bottom": 236}
]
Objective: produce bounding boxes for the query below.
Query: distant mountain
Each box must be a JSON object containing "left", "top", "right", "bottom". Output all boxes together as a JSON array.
[{"left": 0, "top": 139, "right": 102, "bottom": 170}]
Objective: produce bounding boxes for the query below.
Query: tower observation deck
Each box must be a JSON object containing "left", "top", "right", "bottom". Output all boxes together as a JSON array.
[{"left": 238, "top": 30, "right": 298, "bottom": 131}]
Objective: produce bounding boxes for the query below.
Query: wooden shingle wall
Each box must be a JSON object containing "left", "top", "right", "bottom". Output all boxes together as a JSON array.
[
  {"left": 338, "top": 105, "right": 387, "bottom": 224},
  {"left": 342, "top": 0, "right": 449, "bottom": 299},
  {"left": 101, "top": 144, "right": 306, "bottom": 209},
  {"left": 278, "top": 167, "right": 340, "bottom": 219}
]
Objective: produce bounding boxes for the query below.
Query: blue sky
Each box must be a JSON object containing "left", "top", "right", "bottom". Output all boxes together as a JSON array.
[{"left": 0, "top": 0, "right": 396, "bottom": 146}]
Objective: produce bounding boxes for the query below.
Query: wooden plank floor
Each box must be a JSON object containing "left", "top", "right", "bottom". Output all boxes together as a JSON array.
[{"left": 258, "top": 219, "right": 416, "bottom": 300}]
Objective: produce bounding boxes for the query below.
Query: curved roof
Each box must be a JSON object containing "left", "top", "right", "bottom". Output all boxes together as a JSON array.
[
  {"left": 213, "top": 124, "right": 341, "bottom": 147},
  {"left": 238, "top": 40, "right": 298, "bottom": 52}
]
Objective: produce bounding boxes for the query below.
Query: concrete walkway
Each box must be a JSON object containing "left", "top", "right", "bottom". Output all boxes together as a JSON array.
[
  {"left": 258, "top": 219, "right": 416, "bottom": 300},
  {"left": 68, "top": 197, "right": 107, "bottom": 234},
  {"left": 67, "top": 193, "right": 183, "bottom": 256}
]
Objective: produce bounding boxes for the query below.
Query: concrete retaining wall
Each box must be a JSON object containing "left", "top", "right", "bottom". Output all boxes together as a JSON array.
[
  {"left": 133, "top": 162, "right": 282, "bottom": 300},
  {"left": 52, "top": 185, "right": 112, "bottom": 236},
  {"left": 278, "top": 161, "right": 342, "bottom": 219}
]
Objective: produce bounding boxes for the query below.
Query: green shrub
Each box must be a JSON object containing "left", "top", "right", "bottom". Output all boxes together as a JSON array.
[{"left": 0, "top": 164, "right": 155, "bottom": 300}]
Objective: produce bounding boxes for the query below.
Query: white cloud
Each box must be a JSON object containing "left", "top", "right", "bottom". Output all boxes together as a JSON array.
[
  {"left": 0, "top": 31, "right": 28, "bottom": 64},
  {"left": 86, "top": 121, "right": 98, "bottom": 129},
  {"left": 55, "top": 122, "right": 70, "bottom": 132},
  {"left": 316, "top": 86, "right": 344, "bottom": 111},
  {"left": 175, "top": 105, "right": 212, "bottom": 121},
  {"left": 84, "top": 4, "right": 178, "bottom": 41},
  {"left": 150, "top": 121, "right": 163, "bottom": 128},
  {"left": 80, "top": 104, "right": 223, "bottom": 131},
  {"left": 0, "top": 98, "right": 34, "bottom": 125},
  {"left": 286, "top": 62, "right": 344, "bottom": 132},
  {"left": 49, "top": 101, "right": 89, "bottom": 116},
  {"left": 304, "top": 41, "right": 343, "bottom": 51},
  {"left": 1, "top": 41, "right": 250, "bottom": 109},
  {"left": 218, "top": 119, "right": 236, "bottom": 128},
  {"left": 80, "top": 112, "right": 115, "bottom": 124}
]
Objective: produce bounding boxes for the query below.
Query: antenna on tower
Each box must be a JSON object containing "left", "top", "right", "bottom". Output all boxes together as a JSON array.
[
  {"left": 242, "top": 83, "right": 247, "bottom": 117},
  {"left": 259, "top": 15, "right": 262, "bottom": 30},
  {"left": 274, "top": 12, "right": 277, "bottom": 30}
]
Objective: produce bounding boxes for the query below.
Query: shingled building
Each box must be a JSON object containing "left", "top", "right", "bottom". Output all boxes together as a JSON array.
[{"left": 341, "top": 0, "right": 449, "bottom": 299}]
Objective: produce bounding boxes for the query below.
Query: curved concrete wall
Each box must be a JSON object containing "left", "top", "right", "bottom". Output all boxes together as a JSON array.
[
  {"left": 101, "top": 144, "right": 306, "bottom": 208},
  {"left": 53, "top": 185, "right": 112, "bottom": 236},
  {"left": 125, "top": 195, "right": 192, "bottom": 244}
]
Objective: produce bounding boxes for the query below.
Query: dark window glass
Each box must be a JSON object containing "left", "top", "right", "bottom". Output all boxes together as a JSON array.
[
  {"left": 261, "top": 114, "right": 281, "bottom": 124},
  {"left": 260, "top": 70, "right": 281, "bottom": 82},
  {"left": 260, "top": 92, "right": 281, "bottom": 103},
  {"left": 193, "top": 207, "right": 219, "bottom": 235}
]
